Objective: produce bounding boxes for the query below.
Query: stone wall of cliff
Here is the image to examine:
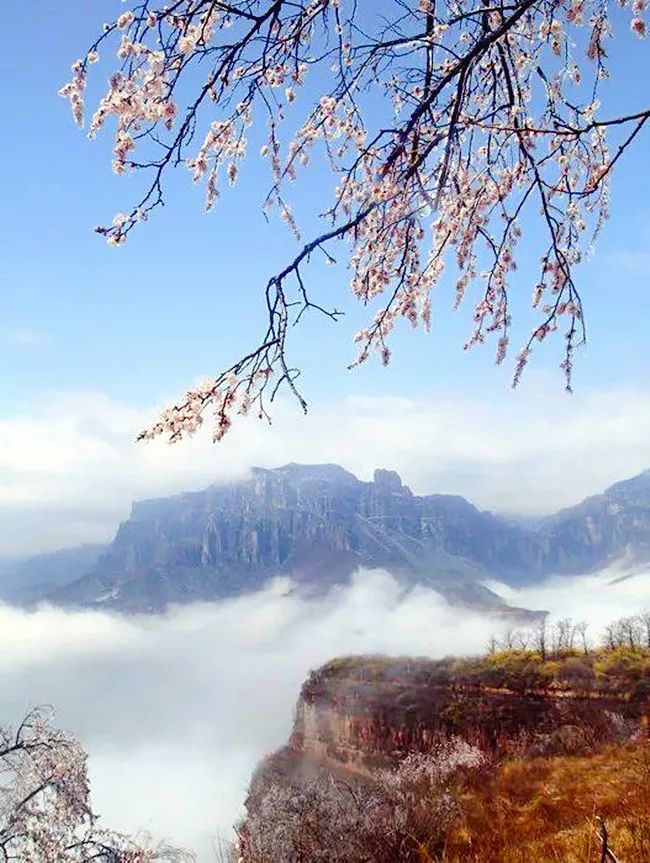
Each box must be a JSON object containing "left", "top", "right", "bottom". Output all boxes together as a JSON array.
[
  {"left": 48, "top": 463, "right": 650, "bottom": 612},
  {"left": 242, "top": 650, "right": 650, "bottom": 863},
  {"left": 242, "top": 651, "right": 650, "bottom": 810}
]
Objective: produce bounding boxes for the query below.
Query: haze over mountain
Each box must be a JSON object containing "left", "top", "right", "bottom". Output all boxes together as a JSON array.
[
  {"left": 3, "top": 463, "right": 649, "bottom": 613},
  {"left": 0, "top": 544, "right": 105, "bottom": 606}
]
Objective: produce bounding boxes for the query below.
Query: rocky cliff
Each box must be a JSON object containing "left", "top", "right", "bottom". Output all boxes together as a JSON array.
[
  {"left": 40, "top": 464, "right": 650, "bottom": 612},
  {"left": 242, "top": 650, "right": 650, "bottom": 862},
  {"left": 285, "top": 653, "right": 649, "bottom": 770},
  {"left": 51, "top": 463, "right": 537, "bottom": 611},
  {"left": 540, "top": 469, "right": 650, "bottom": 571},
  {"left": 246, "top": 651, "right": 650, "bottom": 807}
]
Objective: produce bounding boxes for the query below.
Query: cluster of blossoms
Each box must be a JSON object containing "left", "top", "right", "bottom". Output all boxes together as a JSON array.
[
  {"left": 188, "top": 109, "right": 251, "bottom": 210},
  {"left": 238, "top": 735, "right": 483, "bottom": 861},
  {"left": 0, "top": 708, "right": 190, "bottom": 862},
  {"left": 59, "top": 59, "right": 87, "bottom": 126},
  {"left": 139, "top": 366, "right": 274, "bottom": 443},
  {"left": 62, "top": 0, "right": 650, "bottom": 443},
  {"left": 624, "top": 0, "right": 648, "bottom": 38}
]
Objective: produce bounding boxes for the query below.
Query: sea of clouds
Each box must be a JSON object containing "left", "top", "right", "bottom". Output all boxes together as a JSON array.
[{"left": 0, "top": 566, "right": 649, "bottom": 860}]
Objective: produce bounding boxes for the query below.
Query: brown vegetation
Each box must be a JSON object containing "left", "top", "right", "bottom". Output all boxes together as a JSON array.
[
  {"left": 315, "top": 640, "right": 650, "bottom": 699},
  {"left": 239, "top": 631, "right": 650, "bottom": 862},
  {"left": 238, "top": 739, "right": 650, "bottom": 862},
  {"left": 446, "top": 742, "right": 650, "bottom": 862}
]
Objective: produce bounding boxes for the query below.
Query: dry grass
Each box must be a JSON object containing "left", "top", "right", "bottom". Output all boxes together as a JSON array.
[
  {"left": 443, "top": 742, "right": 650, "bottom": 862},
  {"left": 285, "top": 648, "right": 650, "bottom": 862}
]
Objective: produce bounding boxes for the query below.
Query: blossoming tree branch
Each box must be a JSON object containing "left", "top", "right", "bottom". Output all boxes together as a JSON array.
[
  {"left": 0, "top": 707, "right": 189, "bottom": 862},
  {"left": 61, "top": 0, "right": 649, "bottom": 443}
]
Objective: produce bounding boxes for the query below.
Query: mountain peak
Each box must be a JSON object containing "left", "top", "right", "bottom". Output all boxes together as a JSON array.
[
  {"left": 40, "top": 462, "right": 650, "bottom": 614},
  {"left": 373, "top": 468, "right": 403, "bottom": 491},
  {"left": 255, "top": 463, "right": 360, "bottom": 484},
  {"left": 605, "top": 468, "right": 650, "bottom": 499}
]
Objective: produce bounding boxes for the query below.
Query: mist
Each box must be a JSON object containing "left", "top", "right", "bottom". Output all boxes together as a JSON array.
[
  {"left": 4, "top": 382, "right": 650, "bottom": 556},
  {"left": 489, "top": 562, "right": 650, "bottom": 632},
  {"left": 0, "top": 566, "right": 648, "bottom": 860}
]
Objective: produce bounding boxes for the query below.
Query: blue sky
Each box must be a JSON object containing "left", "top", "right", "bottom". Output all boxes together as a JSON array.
[
  {"left": 1, "top": 2, "right": 650, "bottom": 558},
  {"left": 1, "top": 1, "right": 649, "bottom": 426}
]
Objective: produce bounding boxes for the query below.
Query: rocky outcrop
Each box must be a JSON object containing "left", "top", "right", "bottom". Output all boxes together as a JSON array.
[
  {"left": 247, "top": 652, "right": 650, "bottom": 805},
  {"left": 288, "top": 655, "right": 648, "bottom": 769},
  {"left": 39, "top": 464, "right": 650, "bottom": 612},
  {"left": 242, "top": 652, "right": 650, "bottom": 862}
]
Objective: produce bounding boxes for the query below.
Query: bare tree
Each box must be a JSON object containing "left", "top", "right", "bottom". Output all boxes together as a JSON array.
[
  {"left": 533, "top": 617, "right": 548, "bottom": 661},
  {"left": 613, "top": 614, "right": 644, "bottom": 648},
  {"left": 640, "top": 611, "right": 650, "bottom": 648},
  {"left": 0, "top": 707, "right": 190, "bottom": 863},
  {"left": 61, "top": 1, "right": 650, "bottom": 443},
  {"left": 513, "top": 629, "right": 531, "bottom": 650},
  {"left": 603, "top": 621, "right": 618, "bottom": 650},
  {"left": 552, "top": 617, "right": 577, "bottom": 653},
  {"left": 549, "top": 618, "right": 568, "bottom": 655},
  {"left": 574, "top": 620, "right": 590, "bottom": 655}
]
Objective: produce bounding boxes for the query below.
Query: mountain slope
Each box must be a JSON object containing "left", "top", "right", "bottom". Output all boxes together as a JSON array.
[
  {"left": 53, "top": 464, "right": 532, "bottom": 611},
  {"left": 0, "top": 544, "right": 106, "bottom": 605},
  {"left": 21, "top": 464, "right": 650, "bottom": 612},
  {"left": 539, "top": 468, "right": 650, "bottom": 572}
]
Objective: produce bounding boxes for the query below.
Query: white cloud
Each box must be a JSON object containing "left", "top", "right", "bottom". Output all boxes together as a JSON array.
[
  {"left": 0, "top": 571, "right": 500, "bottom": 860},
  {"left": 0, "top": 567, "right": 647, "bottom": 861},
  {"left": 489, "top": 560, "right": 650, "bottom": 633},
  {"left": 4, "top": 329, "right": 48, "bottom": 347},
  {"left": 609, "top": 250, "right": 650, "bottom": 273},
  {"left": 2, "top": 383, "right": 650, "bottom": 555}
]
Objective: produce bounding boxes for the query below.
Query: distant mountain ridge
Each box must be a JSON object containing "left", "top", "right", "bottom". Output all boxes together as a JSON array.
[
  {"left": 27, "top": 463, "right": 650, "bottom": 613},
  {"left": 540, "top": 468, "right": 650, "bottom": 571},
  {"left": 0, "top": 544, "right": 106, "bottom": 605}
]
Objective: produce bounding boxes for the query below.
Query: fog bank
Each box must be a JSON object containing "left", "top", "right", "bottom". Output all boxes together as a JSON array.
[{"left": 0, "top": 566, "right": 648, "bottom": 859}]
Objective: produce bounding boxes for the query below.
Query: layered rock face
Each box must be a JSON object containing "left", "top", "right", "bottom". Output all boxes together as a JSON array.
[
  {"left": 242, "top": 653, "right": 650, "bottom": 861},
  {"left": 52, "top": 463, "right": 533, "bottom": 610},
  {"left": 44, "top": 464, "right": 650, "bottom": 612},
  {"left": 247, "top": 653, "right": 650, "bottom": 809},
  {"left": 540, "top": 469, "right": 650, "bottom": 571},
  {"left": 288, "top": 655, "right": 648, "bottom": 771}
]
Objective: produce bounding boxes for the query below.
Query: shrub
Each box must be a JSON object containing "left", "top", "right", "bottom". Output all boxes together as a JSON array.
[{"left": 239, "top": 737, "right": 483, "bottom": 862}]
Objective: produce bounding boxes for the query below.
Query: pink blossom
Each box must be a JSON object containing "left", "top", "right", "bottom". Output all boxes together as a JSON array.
[{"left": 631, "top": 16, "right": 647, "bottom": 35}]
